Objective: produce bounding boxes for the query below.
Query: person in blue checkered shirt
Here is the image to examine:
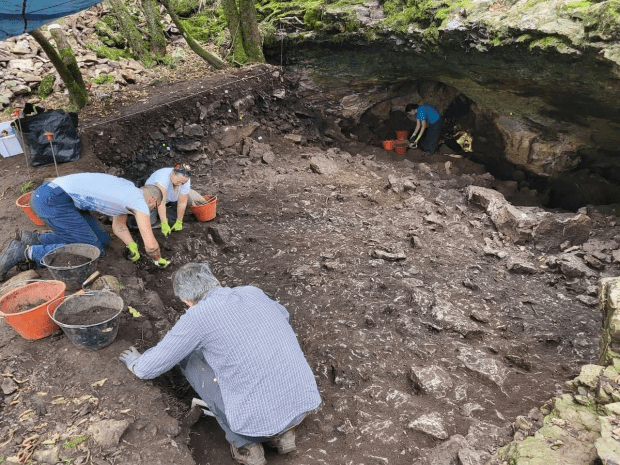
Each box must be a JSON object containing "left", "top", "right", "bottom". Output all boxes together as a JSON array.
[
  {"left": 119, "top": 262, "right": 322, "bottom": 465},
  {"left": 406, "top": 103, "right": 442, "bottom": 154}
]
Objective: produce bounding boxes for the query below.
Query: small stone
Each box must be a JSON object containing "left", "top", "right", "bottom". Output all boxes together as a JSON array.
[
  {"left": 184, "top": 124, "right": 204, "bottom": 138},
  {"left": 87, "top": 419, "right": 130, "bottom": 449},
  {"left": 506, "top": 256, "right": 538, "bottom": 274},
  {"left": 407, "top": 412, "right": 448, "bottom": 439},
  {"left": 284, "top": 134, "right": 303, "bottom": 143},
  {"left": 584, "top": 254, "right": 605, "bottom": 270},
  {"left": 514, "top": 415, "right": 532, "bottom": 431},
  {"left": 262, "top": 151, "right": 275, "bottom": 164},
  {"left": 370, "top": 249, "right": 406, "bottom": 261},
  {"left": 1, "top": 377, "right": 18, "bottom": 395}
]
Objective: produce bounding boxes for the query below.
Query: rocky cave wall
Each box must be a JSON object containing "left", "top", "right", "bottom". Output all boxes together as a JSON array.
[{"left": 263, "top": 0, "right": 620, "bottom": 210}]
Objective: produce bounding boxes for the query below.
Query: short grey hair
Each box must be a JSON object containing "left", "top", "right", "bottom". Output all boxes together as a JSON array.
[
  {"left": 173, "top": 262, "right": 220, "bottom": 303},
  {"left": 140, "top": 184, "right": 163, "bottom": 204}
]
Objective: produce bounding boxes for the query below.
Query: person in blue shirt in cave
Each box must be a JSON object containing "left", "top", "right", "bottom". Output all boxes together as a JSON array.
[{"left": 406, "top": 103, "right": 443, "bottom": 155}]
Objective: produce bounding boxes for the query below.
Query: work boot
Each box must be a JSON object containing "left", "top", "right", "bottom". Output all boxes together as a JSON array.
[
  {"left": 230, "top": 442, "right": 266, "bottom": 465},
  {"left": 0, "top": 240, "right": 29, "bottom": 281},
  {"left": 14, "top": 230, "right": 42, "bottom": 246},
  {"left": 266, "top": 428, "right": 297, "bottom": 454}
]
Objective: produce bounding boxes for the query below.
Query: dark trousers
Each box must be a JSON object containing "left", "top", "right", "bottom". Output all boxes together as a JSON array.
[{"left": 29, "top": 183, "right": 109, "bottom": 265}]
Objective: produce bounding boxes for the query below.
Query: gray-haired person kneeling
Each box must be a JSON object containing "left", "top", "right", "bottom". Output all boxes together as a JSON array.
[{"left": 119, "top": 263, "right": 321, "bottom": 465}]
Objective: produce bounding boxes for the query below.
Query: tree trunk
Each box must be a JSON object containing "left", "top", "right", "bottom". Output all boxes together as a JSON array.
[
  {"left": 108, "top": 0, "right": 155, "bottom": 66},
  {"left": 48, "top": 25, "right": 86, "bottom": 89},
  {"left": 159, "top": 0, "right": 224, "bottom": 69},
  {"left": 141, "top": 0, "right": 167, "bottom": 58},
  {"left": 238, "top": 0, "right": 265, "bottom": 63},
  {"left": 220, "top": 0, "right": 248, "bottom": 64},
  {"left": 30, "top": 29, "right": 88, "bottom": 110}
]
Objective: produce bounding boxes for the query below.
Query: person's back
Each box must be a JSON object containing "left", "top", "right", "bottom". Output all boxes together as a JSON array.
[
  {"left": 181, "top": 285, "right": 320, "bottom": 436},
  {"left": 417, "top": 104, "right": 441, "bottom": 124},
  {"left": 52, "top": 173, "right": 149, "bottom": 216}
]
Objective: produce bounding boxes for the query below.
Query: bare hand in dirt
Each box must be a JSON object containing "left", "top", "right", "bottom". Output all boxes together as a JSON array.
[{"left": 119, "top": 346, "right": 141, "bottom": 372}]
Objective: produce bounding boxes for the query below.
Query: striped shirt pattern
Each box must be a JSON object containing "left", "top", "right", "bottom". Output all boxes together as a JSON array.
[
  {"left": 417, "top": 104, "right": 441, "bottom": 124},
  {"left": 52, "top": 173, "right": 149, "bottom": 216},
  {"left": 133, "top": 286, "right": 322, "bottom": 437}
]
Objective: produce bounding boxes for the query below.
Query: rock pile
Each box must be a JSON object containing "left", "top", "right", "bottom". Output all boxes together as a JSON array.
[{"left": 0, "top": 7, "right": 183, "bottom": 109}]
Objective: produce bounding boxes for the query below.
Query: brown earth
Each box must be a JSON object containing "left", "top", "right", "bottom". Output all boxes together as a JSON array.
[{"left": 0, "top": 65, "right": 618, "bottom": 465}]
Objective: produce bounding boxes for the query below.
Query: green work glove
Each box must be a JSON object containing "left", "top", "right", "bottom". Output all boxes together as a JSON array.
[
  {"left": 171, "top": 219, "right": 183, "bottom": 232},
  {"left": 161, "top": 221, "right": 172, "bottom": 237},
  {"left": 127, "top": 242, "right": 140, "bottom": 262},
  {"left": 153, "top": 257, "right": 170, "bottom": 269}
]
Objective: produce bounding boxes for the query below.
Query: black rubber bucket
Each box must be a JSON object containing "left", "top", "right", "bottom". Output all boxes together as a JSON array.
[
  {"left": 49, "top": 291, "right": 123, "bottom": 351},
  {"left": 42, "top": 244, "right": 100, "bottom": 290}
]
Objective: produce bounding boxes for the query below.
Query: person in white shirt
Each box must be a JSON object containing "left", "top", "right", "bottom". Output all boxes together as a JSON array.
[
  {"left": 144, "top": 163, "right": 206, "bottom": 237},
  {"left": 0, "top": 173, "right": 170, "bottom": 281}
]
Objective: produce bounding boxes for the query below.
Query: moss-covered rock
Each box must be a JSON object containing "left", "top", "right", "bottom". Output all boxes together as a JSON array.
[
  {"left": 38, "top": 75, "right": 55, "bottom": 99},
  {"left": 600, "top": 277, "right": 620, "bottom": 366}
]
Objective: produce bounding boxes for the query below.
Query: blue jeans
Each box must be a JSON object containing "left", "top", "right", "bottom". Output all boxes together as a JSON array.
[
  {"left": 29, "top": 183, "right": 109, "bottom": 266},
  {"left": 180, "top": 350, "right": 307, "bottom": 447}
]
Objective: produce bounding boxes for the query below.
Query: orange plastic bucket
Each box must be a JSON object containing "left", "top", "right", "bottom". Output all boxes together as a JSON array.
[
  {"left": 382, "top": 140, "right": 394, "bottom": 151},
  {"left": 395, "top": 130, "right": 408, "bottom": 141},
  {"left": 16, "top": 192, "right": 45, "bottom": 226},
  {"left": 0, "top": 281, "right": 65, "bottom": 340},
  {"left": 394, "top": 140, "right": 408, "bottom": 155},
  {"left": 190, "top": 195, "right": 217, "bottom": 222}
]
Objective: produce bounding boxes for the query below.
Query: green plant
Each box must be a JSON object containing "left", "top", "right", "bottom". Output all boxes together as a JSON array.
[
  {"left": 62, "top": 435, "right": 87, "bottom": 449},
  {"left": 88, "top": 44, "right": 133, "bottom": 61},
  {"left": 91, "top": 74, "right": 115, "bottom": 85},
  {"left": 19, "top": 181, "right": 34, "bottom": 195}
]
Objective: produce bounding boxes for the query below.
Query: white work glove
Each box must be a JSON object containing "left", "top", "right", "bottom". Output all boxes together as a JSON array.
[{"left": 119, "top": 346, "right": 141, "bottom": 373}]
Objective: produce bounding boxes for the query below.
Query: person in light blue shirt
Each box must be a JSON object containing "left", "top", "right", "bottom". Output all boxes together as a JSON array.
[
  {"left": 142, "top": 163, "right": 206, "bottom": 237},
  {"left": 120, "top": 262, "right": 321, "bottom": 465},
  {"left": 0, "top": 173, "right": 170, "bottom": 281},
  {"left": 406, "top": 103, "right": 442, "bottom": 154}
]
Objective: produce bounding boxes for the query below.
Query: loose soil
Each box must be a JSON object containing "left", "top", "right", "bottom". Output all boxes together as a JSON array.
[
  {"left": 47, "top": 252, "right": 93, "bottom": 268},
  {"left": 55, "top": 305, "right": 119, "bottom": 326},
  {"left": 0, "top": 66, "right": 617, "bottom": 465},
  {"left": 13, "top": 299, "right": 47, "bottom": 314}
]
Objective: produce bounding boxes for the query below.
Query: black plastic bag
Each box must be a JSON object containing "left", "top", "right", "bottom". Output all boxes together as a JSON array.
[{"left": 11, "top": 109, "right": 82, "bottom": 167}]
